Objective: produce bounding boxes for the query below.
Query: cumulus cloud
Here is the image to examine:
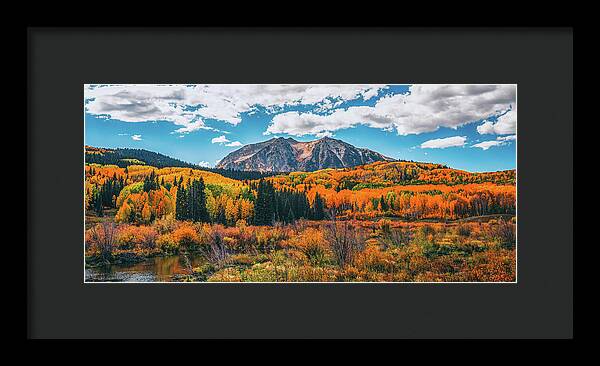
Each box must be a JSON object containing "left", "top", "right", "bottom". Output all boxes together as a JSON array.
[
  {"left": 361, "top": 87, "right": 380, "bottom": 100},
  {"left": 197, "top": 161, "right": 211, "bottom": 168},
  {"left": 84, "top": 84, "right": 388, "bottom": 133},
  {"left": 315, "top": 131, "right": 334, "bottom": 138},
  {"left": 266, "top": 84, "right": 516, "bottom": 137},
  {"left": 497, "top": 134, "right": 517, "bottom": 141},
  {"left": 131, "top": 134, "right": 142, "bottom": 141},
  {"left": 211, "top": 135, "right": 242, "bottom": 147},
  {"left": 225, "top": 141, "right": 243, "bottom": 147},
  {"left": 172, "top": 120, "right": 214, "bottom": 134},
  {"left": 476, "top": 107, "right": 517, "bottom": 135},
  {"left": 86, "top": 84, "right": 516, "bottom": 139},
  {"left": 472, "top": 134, "right": 516, "bottom": 150},
  {"left": 211, "top": 135, "right": 229, "bottom": 144},
  {"left": 472, "top": 140, "right": 503, "bottom": 150},
  {"left": 421, "top": 136, "right": 467, "bottom": 149}
]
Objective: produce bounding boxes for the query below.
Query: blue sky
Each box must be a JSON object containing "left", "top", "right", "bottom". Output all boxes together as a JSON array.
[{"left": 84, "top": 84, "right": 516, "bottom": 172}]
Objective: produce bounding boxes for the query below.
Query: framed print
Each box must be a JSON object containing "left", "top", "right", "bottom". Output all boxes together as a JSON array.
[
  {"left": 28, "top": 27, "right": 573, "bottom": 339},
  {"left": 83, "top": 83, "right": 517, "bottom": 283}
]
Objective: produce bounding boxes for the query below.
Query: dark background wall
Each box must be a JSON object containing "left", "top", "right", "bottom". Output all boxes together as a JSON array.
[{"left": 28, "top": 28, "right": 573, "bottom": 339}]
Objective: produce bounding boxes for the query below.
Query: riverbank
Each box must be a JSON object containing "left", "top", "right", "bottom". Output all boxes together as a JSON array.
[{"left": 85, "top": 217, "right": 516, "bottom": 282}]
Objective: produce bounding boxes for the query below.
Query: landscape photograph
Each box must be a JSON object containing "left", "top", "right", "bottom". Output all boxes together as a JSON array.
[{"left": 84, "top": 84, "right": 517, "bottom": 283}]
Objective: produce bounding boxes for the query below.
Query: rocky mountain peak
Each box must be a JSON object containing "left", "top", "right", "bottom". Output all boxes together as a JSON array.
[{"left": 215, "top": 137, "right": 394, "bottom": 172}]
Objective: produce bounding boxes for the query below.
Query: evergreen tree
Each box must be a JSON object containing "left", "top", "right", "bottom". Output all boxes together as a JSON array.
[
  {"left": 94, "top": 191, "right": 103, "bottom": 217},
  {"left": 380, "top": 195, "right": 388, "bottom": 211},
  {"left": 254, "top": 179, "right": 274, "bottom": 225},
  {"left": 176, "top": 184, "right": 188, "bottom": 220},
  {"left": 372, "top": 197, "right": 379, "bottom": 211},
  {"left": 197, "top": 177, "right": 210, "bottom": 222},
  {"left": 312, "top": 192, "right": 326, "bottom": 220}
]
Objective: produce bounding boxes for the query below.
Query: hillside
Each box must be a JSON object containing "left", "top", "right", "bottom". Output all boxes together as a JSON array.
[
  {"left": 215, "top": 137, "right": 395, "bottom": 172},
  {"left": 268, "top": 160, "right": 516, "bottom": 191},
  {"left": 85, "top": 146, "right": 278, "bottom": 181}
]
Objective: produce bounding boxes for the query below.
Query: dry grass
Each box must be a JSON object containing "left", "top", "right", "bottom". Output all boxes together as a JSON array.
[{"left": 85, "top": 215, "right": 516, "bottom": 282}]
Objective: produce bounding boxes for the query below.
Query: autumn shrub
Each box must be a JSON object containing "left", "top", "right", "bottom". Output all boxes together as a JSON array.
[
  {"left": 457, "top": 249, "right": 516, "bottom": 282},
  {"left": 378, "top": 224, "right": 410, "bottom": 249},
  {"left": 289, "top": 228, "right": 328, "bottom": 266},
  {"left": 337, "top": 266, "right": 365, "bottom": 282},
  {"left": 355, "top": 245, "right": 396, "bottom": 273},
  {"left": 286, "top": 249, "right": 308, "bottom": 264},
  {"left": 486, "top": 218, "right": 516, "bottom": 249},
  {"left": 420, "top": 242, "right": 453, "bottom": 259},
  {"left": 194, "top": 222, "right": 213, "bottom": 243},
  {"left": 135, "top": 226, "right": 158, "bottom": 249},
  {"left": 189, "top": 262, "right": 217, "bottom": 281},
  {"left": 238, "top": 261, "right": 281, "bottom": 282},
  {"left": 426, "top": 254, "right": 461, "bottom": 276},
  {"left": 325, "top": 220, "right": 366, "bottom": 268},
  {"left": 266, "top": 250, "right": 294, "bottom": 281},
  {"left": 156, "top": 233, "right": 178, "bottom": 254},
  {"left": 254, "top": 225, "right": 289, "bottom": 253},
  {"left": 456, "top": 223, "right": 472, "bottom": 237},
  {"left": 86, "top": 222, "right": 117, "bottom": 259},
  {"left": 153, "top": 214, "right": 177, "bottom": 235},
  {"left": 411, "top": 227, "right": 440, "bottom": 259},
  {"left": 223, "top": 236, "right": 238, "bottom": 252},
  {"left": 115, "top": 226, "right": 136, "bottom": 249},
  {"left": 227, "top": 253, "right": 255, "bottom": 266},
  {"left": 235, "top": 225, "right": 259, "bottom": 253},
  {"left": 207, "top": 267, "right": 242, "bottom": 282},
  {"left": 254, "top": 228, "right": 271, "bottom": 251},
  {"left": 378, "top": 219, "right": 392, "bottom": 234},
  {"left": 420, "top": 224, "right": 436, "bottom": 237},
  {"left": 201, "top": 224, "right": 229, "bottom": 266},
  {"left": 116, "top": 225, "right": 158, "bottom": 250},
  {"left": 172, "top": 222, "right": 200, "bottom": 251},
  {"left": 288, "top": 264, "right": 338, "bottom": 282}
]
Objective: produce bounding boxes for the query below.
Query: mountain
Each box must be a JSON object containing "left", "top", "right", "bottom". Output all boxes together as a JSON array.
[
  {"left": 215, "top": 137, "right": 395, "bottom": 172},
  {"left": 85, "top": 146, "right": 277, "bottom": 181},
  {"left": 86, "top": 146, "right": 195, "bottom": 169}
]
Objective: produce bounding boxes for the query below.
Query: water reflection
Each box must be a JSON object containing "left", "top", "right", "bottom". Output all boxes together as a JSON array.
[{"left": 85, "top": 254, "right": 206, "bottom": 282}]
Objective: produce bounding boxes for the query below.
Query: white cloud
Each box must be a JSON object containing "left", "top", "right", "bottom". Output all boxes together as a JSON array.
[
  {"left": 131, "top": 134, "right": 142, "bottom": 141},
  {"left": 472, "top": 134, "right": 516, "bottom": 150},
  {"left": 211, "top": 135, "right": 229, "bottom": 144},
  {"left": 421, "top": 136, "right": 467, "bottom": 149},
  {"left": 173, "top": 120, "right": 214, "bottom": 134},
  {"left": 266, "top": 84, "right": 516, "bottom": 137},
  {"left": 315, "top": 131, "right": 334, "bottom": 138},
  {"left": 225, "top": 141, "right": 243, "bottom": 147},
  {"left": 477, "top": 107, "right": 516, "bottom": 135},
  {"left": 472, "top": 140, "right": 503, "bottom": 150},
  {"left": 117, "top": 133, "right": 129, "bottom": 136},
  {"left": 197, "top": 161, "right": 211, "bottom": 168},
  {"left": 211, "top": 135, "right": 242, "bottom": 147},
  {"left": 361, "top": 87, "right": 380, "bottom": 100},
  {"left": 84, "top": 84, "right": 388, "bottom": 133},
  {"left": 497, "top": 134, "right": 517, "bottom": 141},
  {"left": 85, "top": 84, "right": 516, "bottom": 139}
]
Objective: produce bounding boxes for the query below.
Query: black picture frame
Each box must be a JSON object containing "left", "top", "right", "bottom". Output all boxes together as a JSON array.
[{"left": 27, "top": 27, "right": 573, "bottom": 339}]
